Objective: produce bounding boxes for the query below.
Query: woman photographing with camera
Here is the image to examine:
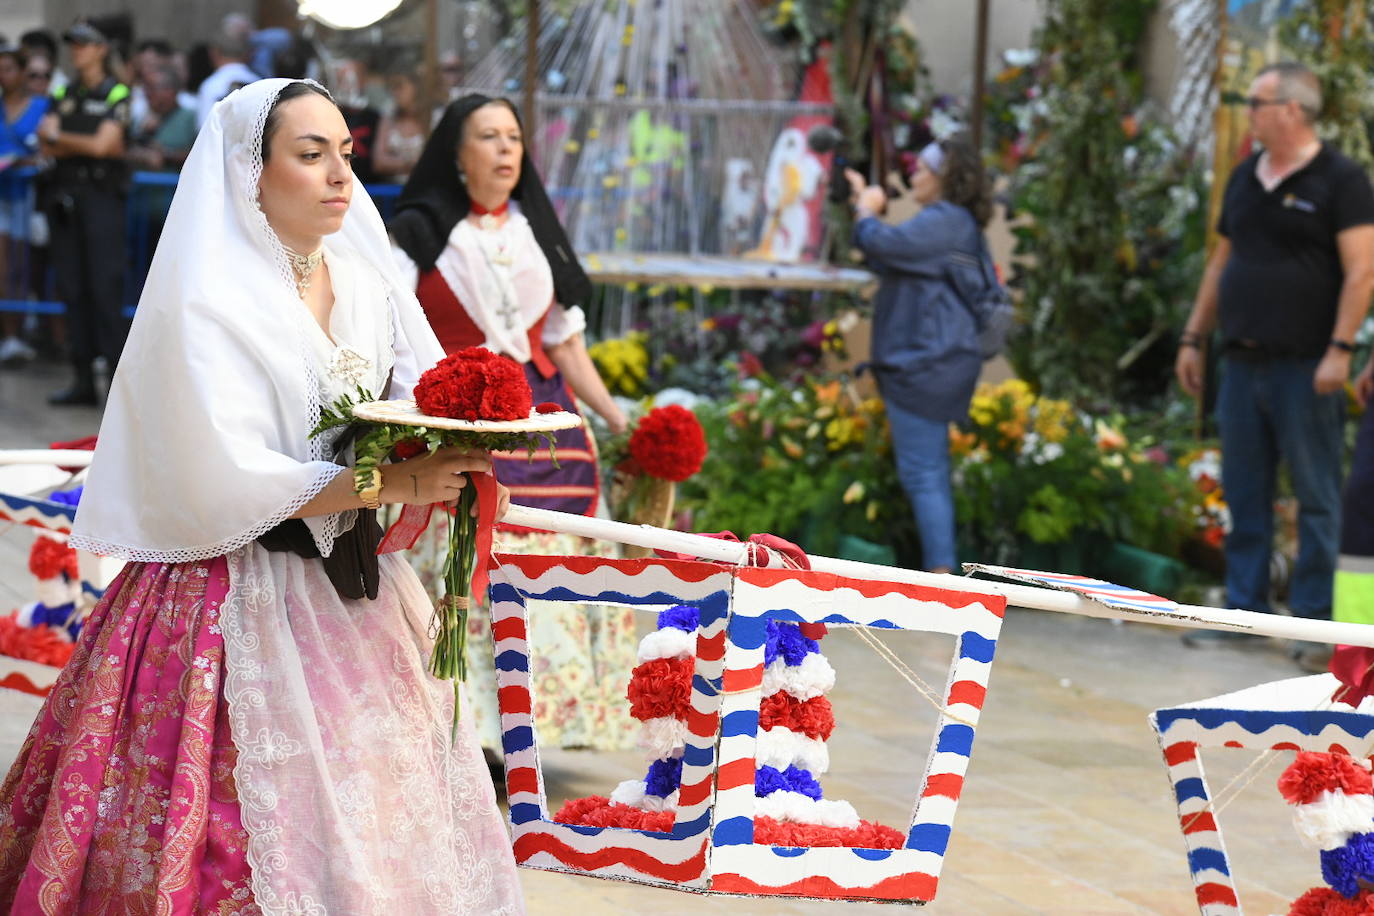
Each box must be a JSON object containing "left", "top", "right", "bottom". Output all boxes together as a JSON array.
[{"left": 847, "top": 135, "right": 995, "bottom": 574}]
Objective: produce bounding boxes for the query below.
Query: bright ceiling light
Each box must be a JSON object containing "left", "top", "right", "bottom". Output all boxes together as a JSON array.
[{"left": 297, "top": 0, "right": 403, "bottom": 30}]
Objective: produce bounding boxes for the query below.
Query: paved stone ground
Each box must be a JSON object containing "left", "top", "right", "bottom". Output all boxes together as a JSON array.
[{"left": 0, "top": 357, "right": 1329, "bottom": 914}]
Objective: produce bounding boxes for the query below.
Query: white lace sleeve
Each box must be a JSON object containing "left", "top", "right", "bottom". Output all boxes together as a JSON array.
[{"left": 541, "top": 303, "right": 586, "bottom": 347}]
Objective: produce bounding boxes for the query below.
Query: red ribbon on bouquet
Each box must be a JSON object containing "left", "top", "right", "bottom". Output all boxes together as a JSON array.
[{"left": 376, "top": 472, "right": 500, "bottom": 602}]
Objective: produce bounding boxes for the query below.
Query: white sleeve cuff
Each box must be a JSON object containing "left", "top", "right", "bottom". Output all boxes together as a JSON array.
[{"left": 541, "top": 304, "right": 586, "bottom": 347}]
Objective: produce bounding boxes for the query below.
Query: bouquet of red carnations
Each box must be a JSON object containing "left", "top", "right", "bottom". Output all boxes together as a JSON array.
[
  {"left": 313, "top": 347, "right": 580, "bottom": 731},
  {"left": 605, "top": 404, "right": 708, "bottom": 528}
]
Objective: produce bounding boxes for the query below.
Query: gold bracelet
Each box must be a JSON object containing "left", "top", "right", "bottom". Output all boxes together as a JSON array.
[{"left": 357, "top": 467, "right": 384, "bottom": 510}]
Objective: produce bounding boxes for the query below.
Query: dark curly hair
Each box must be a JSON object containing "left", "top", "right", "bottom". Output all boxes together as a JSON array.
[{"left": 936, "top": 134, "right": 992, "bottom": 228}]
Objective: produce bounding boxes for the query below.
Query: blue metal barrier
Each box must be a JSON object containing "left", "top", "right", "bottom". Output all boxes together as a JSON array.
[{"left": 0, "top": 170, "right": 404, "bottom": 321}]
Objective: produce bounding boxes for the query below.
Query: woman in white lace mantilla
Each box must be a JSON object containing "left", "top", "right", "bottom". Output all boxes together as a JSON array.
[{"left": 0, "top": 79, "right": 524, "bottom": 915}]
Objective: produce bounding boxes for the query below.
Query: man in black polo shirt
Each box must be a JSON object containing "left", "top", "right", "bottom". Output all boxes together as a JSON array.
[
  {"left": 37, "top": 21, "right": 131, "bottom": 405},
  {"left": 1175, "top": 61, "right": 1374, "bottom": 667}
]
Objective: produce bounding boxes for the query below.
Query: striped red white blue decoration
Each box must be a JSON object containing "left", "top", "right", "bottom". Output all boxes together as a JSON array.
[
  {"left": 487, "top": 555, "right": 1006, "bottom": 902},
  {"left": 0, "top": 492, "right": 76, "bottom": 534},
  {"left": 1151, "top": 674, "right": 1374, "bottom": 915},
  {"left": 965, "top": 564, "right": 1180, "bottom": 615}
]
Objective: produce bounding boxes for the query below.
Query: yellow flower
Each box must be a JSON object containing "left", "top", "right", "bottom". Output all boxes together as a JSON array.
[
  {"left": 781, "top": 437, "right": 804, "bottom": 459},
  {"left": 674, "top": 299, "right": 691, "bottom": 312},
  {"left": 866, "top": 501, "right": 879, "bottom": 522},
  {"left": 564, "top": 140, "right": 581, "bottom": 153},
  {"left": 700, "top": 317, "right": 717, "bottom": 331},
  {"left": 843, "top": 481, "right": 865, "bottom": 504}
]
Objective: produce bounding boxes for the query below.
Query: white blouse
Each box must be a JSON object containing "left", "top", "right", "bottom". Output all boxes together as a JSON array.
[{"left": 391, "top": 204, "right": 586, "bottom": 363}]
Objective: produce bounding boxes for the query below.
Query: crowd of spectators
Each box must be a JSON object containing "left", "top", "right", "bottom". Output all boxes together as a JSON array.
[{"left": 0, "top": 12, "right": 462, "bottom": 375}]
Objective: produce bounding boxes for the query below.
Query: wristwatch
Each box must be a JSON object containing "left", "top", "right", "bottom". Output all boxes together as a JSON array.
[
  {"left": 1330, "top": 338, "right": 1357, "bottom": 353},
  {"left": 357, "top": 467, "right": 384, "bottom": 509}
]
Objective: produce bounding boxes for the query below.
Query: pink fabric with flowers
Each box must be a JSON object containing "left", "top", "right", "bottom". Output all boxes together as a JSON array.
[{"left": 0, "top": 558, "right": 258, "bottom": 915}]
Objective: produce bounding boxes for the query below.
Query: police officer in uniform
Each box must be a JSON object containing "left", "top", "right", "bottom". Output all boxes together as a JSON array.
[{"left": 37, "top": 21, "right": 130, "bottom": 406}]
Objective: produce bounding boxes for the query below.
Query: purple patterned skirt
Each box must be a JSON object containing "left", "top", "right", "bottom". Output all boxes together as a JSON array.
[{"left": 494, "top": 365, "right": 599, "bottom": 517}]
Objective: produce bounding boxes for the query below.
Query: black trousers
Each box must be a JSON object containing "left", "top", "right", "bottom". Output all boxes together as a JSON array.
[{"left": 49, "top": 184, "right": 128, "bottom": 375}]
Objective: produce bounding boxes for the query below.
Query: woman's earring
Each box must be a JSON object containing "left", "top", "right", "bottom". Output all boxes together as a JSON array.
[{"left": 457, "top": 169, "right": 467, "bottom": 184}]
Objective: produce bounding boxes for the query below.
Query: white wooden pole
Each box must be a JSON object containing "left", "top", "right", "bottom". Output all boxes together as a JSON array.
[
  {"left": 0, "top": 450, "right": 94, "bottom": 468},
  {"left": 503, "top": 505, "right": 1374, "bottom": 649}
]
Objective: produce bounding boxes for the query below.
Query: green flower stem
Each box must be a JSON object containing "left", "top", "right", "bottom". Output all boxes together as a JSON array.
[{"left": 432, "top": 478, "right": 478, "bottom": 740}]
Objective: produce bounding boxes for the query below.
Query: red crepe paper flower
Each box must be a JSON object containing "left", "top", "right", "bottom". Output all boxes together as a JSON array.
[
  {"left": 0, "top": 615, "right": 75, "bottom": 668},
  {"left": 627, "top": 405, "right": 708, "bottom": 482},
  {"left": 413, "top": 347, "right": 533, "bottom": 421},
  {"left": 1279, "top": 752, "right": 1374, "bottom": 805},
  {"left": 553, "top": 796, "right": 674, "bottom": 833},
  {"left": 759, "top": 692, "right": 835, "bottom": 741},
  {"left": 753, "top": 815, "right": 905, "bottom": 849},
  {"left": 28, "top": 535, "right": 78, "bottom": 580},
  {"left": 1288, "top": 886, "right": 1374, "bottom": 916},
  {"left": 535, "top": 402, "right": 564, "bottom": 414},
  {"left": 626, "top": 657, "right": 694, "bottom": 721}
]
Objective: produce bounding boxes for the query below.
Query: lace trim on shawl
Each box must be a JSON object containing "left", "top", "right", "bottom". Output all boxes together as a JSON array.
[
  {"left": 68, "top": 464, "right": 344, "bottom": 563},
  {"left": 241, "top": 80, "right": 347, "bottom": 557}
]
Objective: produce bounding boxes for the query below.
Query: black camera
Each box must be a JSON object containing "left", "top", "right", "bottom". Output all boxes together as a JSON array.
[{"left": 806, "top": 124, "right": 853, "bottom": 205}]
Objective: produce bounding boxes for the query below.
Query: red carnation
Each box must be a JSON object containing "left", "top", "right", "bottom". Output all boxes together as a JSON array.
[
  {"left": 28, "top": 535, "right": 78, "bottom": 581},
  {"left": 626, "top": 656, "right": 694, "bottom": 721},
  {"left": 413, "top": 348, "right": 533, "bottom": 421},
  {"left": 1279, "top": 751, "right": 1373, "bottom": 805},
  {"left": 392, "top": 437, "right": 428, "bottom": 460},
  {"left": 628, "top": 405, "right": 708, "bottom": 482}
]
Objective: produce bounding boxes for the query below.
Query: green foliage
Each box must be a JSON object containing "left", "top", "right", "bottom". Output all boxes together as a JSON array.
[
  {"left": 1004, "top": 0, "right": 1206, "bottom": 412},
  {"left": 951, "top": 379, "right": 1199, "bottom": 565},
  {"left": 676, "top": 372, "right": 918, "bottom": 561},
  {"left": 1278, "top": 1, "right": 1374, "bottom": 170}
]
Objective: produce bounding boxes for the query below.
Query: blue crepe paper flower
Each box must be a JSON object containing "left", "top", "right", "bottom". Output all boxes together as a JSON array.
[
  {"left": 47, "top": 486, "right": 83, "bottom": 508},
  {"left": 657, "top": 605, "right": 700, "bottom": 633},
  {"left": 644, "top": 757, "right": 684, "bottom": 797},
  {"left": 754, "top": 764, "right": 822, "bottom": 800},
  {"left": 763, "top": 620, "right": 819, "bottom": 667},
  {"left": 1321, "top": 832, "right": 1374, "bottom": 898}
]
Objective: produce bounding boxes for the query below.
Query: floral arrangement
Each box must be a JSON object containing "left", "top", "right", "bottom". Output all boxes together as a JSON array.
[
  {"left": 602, "top": 403, "right": 709, "bottom": 527},
  {"left": 625, "top": 405, "right": 708, "bottom": 483},
  {"left": 588, "top": 330, "right": 650, "bottom": 399},
  {"left": 678, "top": 371, "right": 913, "bottom": 561},
  {"left": 950, "top": 379, "right": 1198, "bottom": 565},
  {"left": 1280, "top": 751, "right": 1374, "bottom": 913},
  {"left": 411, "top": 349, "right": 532, "bottom": 421},
  {"left": 556, "top": 604, "right": 904, "bottom": 848},
  {"left": 1179, "top": 447, "right": 1229, "bottom": 550},
  {"left": 0, "top": 527, "right": 90, "bottom": 673},
  {"left": 312, "top": 347, "right": 562, "bottom": 729}
]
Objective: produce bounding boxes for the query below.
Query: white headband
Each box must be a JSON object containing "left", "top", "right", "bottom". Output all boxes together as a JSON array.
[{"left": 918, "top": 142, "right": 945, "bottom": 174}]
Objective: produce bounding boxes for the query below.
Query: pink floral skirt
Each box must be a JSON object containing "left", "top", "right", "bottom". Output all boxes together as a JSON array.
[{"left": 0, "top": 558, "right": 258, "bottom": 915}]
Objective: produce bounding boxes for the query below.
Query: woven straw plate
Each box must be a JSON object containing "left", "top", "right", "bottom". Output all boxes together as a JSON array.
[{"left": 351, "top": 399, "right": 583, "bottom": 433}]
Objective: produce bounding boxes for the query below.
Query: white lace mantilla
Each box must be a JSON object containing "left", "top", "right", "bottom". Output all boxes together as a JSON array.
[{"left": 221, "top": 546, "right": 525, "bottom": 915}]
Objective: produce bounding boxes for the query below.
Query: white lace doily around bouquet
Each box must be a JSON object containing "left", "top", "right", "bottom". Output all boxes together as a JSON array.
[{"left": 351, "top": 399, "right": 583, "bottom": 433}]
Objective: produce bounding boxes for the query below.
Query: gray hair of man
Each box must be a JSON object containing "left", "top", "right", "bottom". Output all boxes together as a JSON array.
[
  {"left": 211, "top": 29, "right": 252, "bottom": 62},
  {"left": 1256, "top": 61, "right": 1323, "bottom": 124},
  {"left": 146, "top": 61, "right": 182, "bottom": 93}
]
